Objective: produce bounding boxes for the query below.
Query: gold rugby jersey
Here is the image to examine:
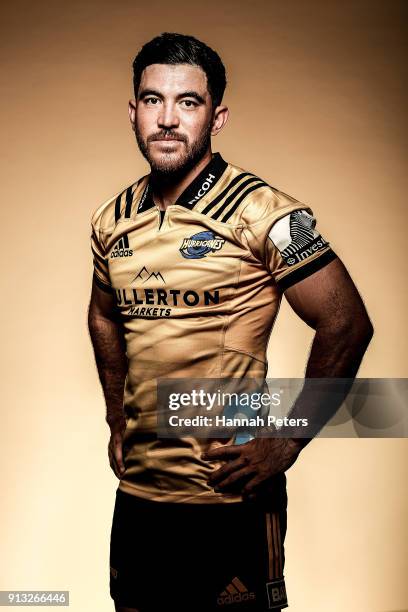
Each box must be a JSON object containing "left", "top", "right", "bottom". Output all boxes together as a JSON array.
[{"left": 90, "top": 152, "right": 336, "bottom": 503}]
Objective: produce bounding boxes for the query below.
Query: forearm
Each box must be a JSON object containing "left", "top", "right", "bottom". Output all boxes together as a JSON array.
[
  {"left": 305, "top": 320, "right": 373, "bottom": 378},
  {"left": 284, "top": 320, "right": 373, "bottom": 449},
  {"left": 88, "top": 312, "right": 128, "bottom": 429}
]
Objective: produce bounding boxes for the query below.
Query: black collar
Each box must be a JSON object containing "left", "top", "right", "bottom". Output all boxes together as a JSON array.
[{"left": 137, "top": 152, "right": 228, "bottom": 214}]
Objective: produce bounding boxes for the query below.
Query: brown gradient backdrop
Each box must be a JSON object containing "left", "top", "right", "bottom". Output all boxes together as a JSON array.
[{"left": 0, "top": 1, "right": 407, "bottom": 610}]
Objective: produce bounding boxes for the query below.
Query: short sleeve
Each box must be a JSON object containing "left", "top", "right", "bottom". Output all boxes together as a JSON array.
[
  {"left": 265, "top": 208, "right": 337, "bottom": 290},
  {"left": 90, "top": 222, "right": 112, "bottom": 294}
]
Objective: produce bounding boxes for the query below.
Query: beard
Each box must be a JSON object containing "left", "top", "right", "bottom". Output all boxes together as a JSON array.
[{"left": 135, "top": 120, "right": 213, "bottom": 183}]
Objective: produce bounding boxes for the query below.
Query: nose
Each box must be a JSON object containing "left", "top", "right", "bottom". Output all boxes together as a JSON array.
[{"left": 157, "top": 101, "right": 179, "bottom": 130}]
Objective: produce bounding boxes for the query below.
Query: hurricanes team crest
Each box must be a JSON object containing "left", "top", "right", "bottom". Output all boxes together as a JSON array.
[{"left": 179, "top": 231, "right": 225, "bottom": 259}]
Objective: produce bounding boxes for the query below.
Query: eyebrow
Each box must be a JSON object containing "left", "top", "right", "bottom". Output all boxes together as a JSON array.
[{"left": 138, "top": 88, "right": 205, "bottom": 104}]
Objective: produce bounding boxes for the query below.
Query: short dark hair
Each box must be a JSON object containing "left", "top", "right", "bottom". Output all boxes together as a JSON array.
[{"left": 132, "top": 32, "right": 227, "bottom": 108}]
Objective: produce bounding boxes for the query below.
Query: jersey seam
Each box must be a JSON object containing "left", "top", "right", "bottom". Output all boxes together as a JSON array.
[
  {"left": 219, "top": 255, "right": 244, "bottom": 376},
  {"left": 119, "top": 482, "right": 241, "bottom": 502},
  {"left": 223, "top": 345, "right": 267, "bottom": 366},
  {"left": 244, "top": 203, "right": 311, "bottom": 231},
  {"left": 230, "top": 183, "right": 274, "bottom": 223},
  {"left": 94, "top": 205, "right": 164, "bottom": 245},
  {"left": 172, "top": 204, "right": 246, "bottom": 229},
  {"left": 97, "top": 220, "right": 141, "bottom": 253},
  {"left": 91, "top": 179, "right": 149, "bottom": 242}
]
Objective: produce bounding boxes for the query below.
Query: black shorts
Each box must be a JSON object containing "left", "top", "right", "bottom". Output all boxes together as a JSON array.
[{"left": 109, "top": 488, "right": 289, "bottom": 611}]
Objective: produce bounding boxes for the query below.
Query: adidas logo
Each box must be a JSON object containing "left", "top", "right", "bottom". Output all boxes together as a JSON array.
[
  {"left": 217, "top": 577, "right": 255, "bottom": 606},
  {"left": 110, "top": 235, "right": 133, "bottom": 258}
]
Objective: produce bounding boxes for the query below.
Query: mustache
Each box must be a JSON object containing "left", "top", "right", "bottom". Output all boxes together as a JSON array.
[{"left": 148, "top": 131, "right": 187, "bottom": 143}]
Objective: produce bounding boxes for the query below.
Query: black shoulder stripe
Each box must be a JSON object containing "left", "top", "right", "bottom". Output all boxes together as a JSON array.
[
  {"left": 114, "top": 189, "right": 126, "bottom": 222},
  {"left": 93, "top": 257, "right": 106, "bottom": 276},
  {"left": 115, "top": 182, "right": 140, "bottom": 221},
  {"left": 91, "top": 227, "right": 101, "bottom": 246},
  {"left": 124, "top": 185, "right": 134, "bottom": 218},
  {"left": 211, "top": 177, "right": 265, "bottom": 220},
  {"left": 277, "top": 250, "right": 337, "bottom": 291},
  {"left": 218, "top": 182, "right": 269, "bottom": 223},
  {"left": 201, "top": 172, "right": 253, "bottom": 215},
  {"left": 91, "top": 244, "right": 106, "bottom": 264}
]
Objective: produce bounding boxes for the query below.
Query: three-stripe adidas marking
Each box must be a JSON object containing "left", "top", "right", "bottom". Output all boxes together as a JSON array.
[
  {"left": 200, "top": 172, "right": 269, "bottom": 223},
  {"left": 110, "top": 235, "right": 133, "bottom": 258},
  {"left": 217, "top": 576, "right": 255, "bottom": 606}
]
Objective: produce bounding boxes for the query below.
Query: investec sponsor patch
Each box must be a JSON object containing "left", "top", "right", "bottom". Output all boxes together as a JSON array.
[
  {"left": 283, "top": 235, "right": 329, "bottom": 266},
  {"left": 266, "top": 578, "right": 288, "bottom": 609},
  {"left": 268, "top": 209, "right": 329, "bottom": 266}
]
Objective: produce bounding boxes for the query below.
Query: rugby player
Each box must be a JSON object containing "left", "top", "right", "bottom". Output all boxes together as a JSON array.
[{"left": 87, "top": 32, "right": 373, "bottom": 612}]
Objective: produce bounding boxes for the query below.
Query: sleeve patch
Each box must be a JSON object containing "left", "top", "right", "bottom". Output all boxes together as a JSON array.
[
  {"left": 268, "top": 209, "right": 329, "bottom": 266},
  {"left": 277, "top": 249, "right": 337, "bottom": 291}
]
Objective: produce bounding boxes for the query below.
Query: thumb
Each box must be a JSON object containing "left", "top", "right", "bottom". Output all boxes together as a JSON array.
[{"left": 113, "top": 434, "right": 126, "bottom": 474}]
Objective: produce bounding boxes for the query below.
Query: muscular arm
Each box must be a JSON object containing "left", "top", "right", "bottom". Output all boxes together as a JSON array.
[
  {"left": 285, "top": 257, "right": 373, "bottom": 377},
  {"left": 204, "top": 256, "right": 374, "bottom": 498},
  {"left": 282, "top": 256, "right": 374, "bottom": 448},
  {"left": 87, "top": 278, "right": 128, "bottom": 431}
]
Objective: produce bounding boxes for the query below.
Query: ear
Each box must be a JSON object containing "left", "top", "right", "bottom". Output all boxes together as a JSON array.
[
  {"left": 128, "top": 99, "right": 137, "bottom": 132},
  {"left": 211, "top": 105, "right": 229, "bottom": 136}
]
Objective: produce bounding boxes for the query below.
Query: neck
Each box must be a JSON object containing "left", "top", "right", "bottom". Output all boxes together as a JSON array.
[{"left": 150, "top": 149, "right": 213, "bottom": 211}]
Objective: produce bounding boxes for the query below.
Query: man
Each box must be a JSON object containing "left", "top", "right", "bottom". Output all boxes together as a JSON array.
[{"left": 88, "top": 32, "right": 373, "bottom": 612}]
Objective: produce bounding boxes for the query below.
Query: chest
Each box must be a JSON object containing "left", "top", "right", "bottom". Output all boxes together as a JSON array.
[{"left": 107, "top": 208, "right": 245, "bottom": 294}]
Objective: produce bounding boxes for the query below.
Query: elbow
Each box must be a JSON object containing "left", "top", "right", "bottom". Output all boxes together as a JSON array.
[
  {"left": 354, "top": 311, "right": 374, "bottom": 347},
  {"left": 336, "top": 313, "right": 374, "bottom": 349},
  {"left": 364, "top": 318, "right": 374, "bottom": 345},
  {"left": 87, "top": 311, "right": 99, "bottom": 338},
  {"left": 87, "top": 308, "right": 110, "bottom": 336},
  {"left": 319, "top": 312, "right": 374, "bottom": 348},
  {"left": 88, "top": 302, "right": 120, "bottom": 328},
  {"left": 87, "top": 305, "right": 99, "bottom": 332}
]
